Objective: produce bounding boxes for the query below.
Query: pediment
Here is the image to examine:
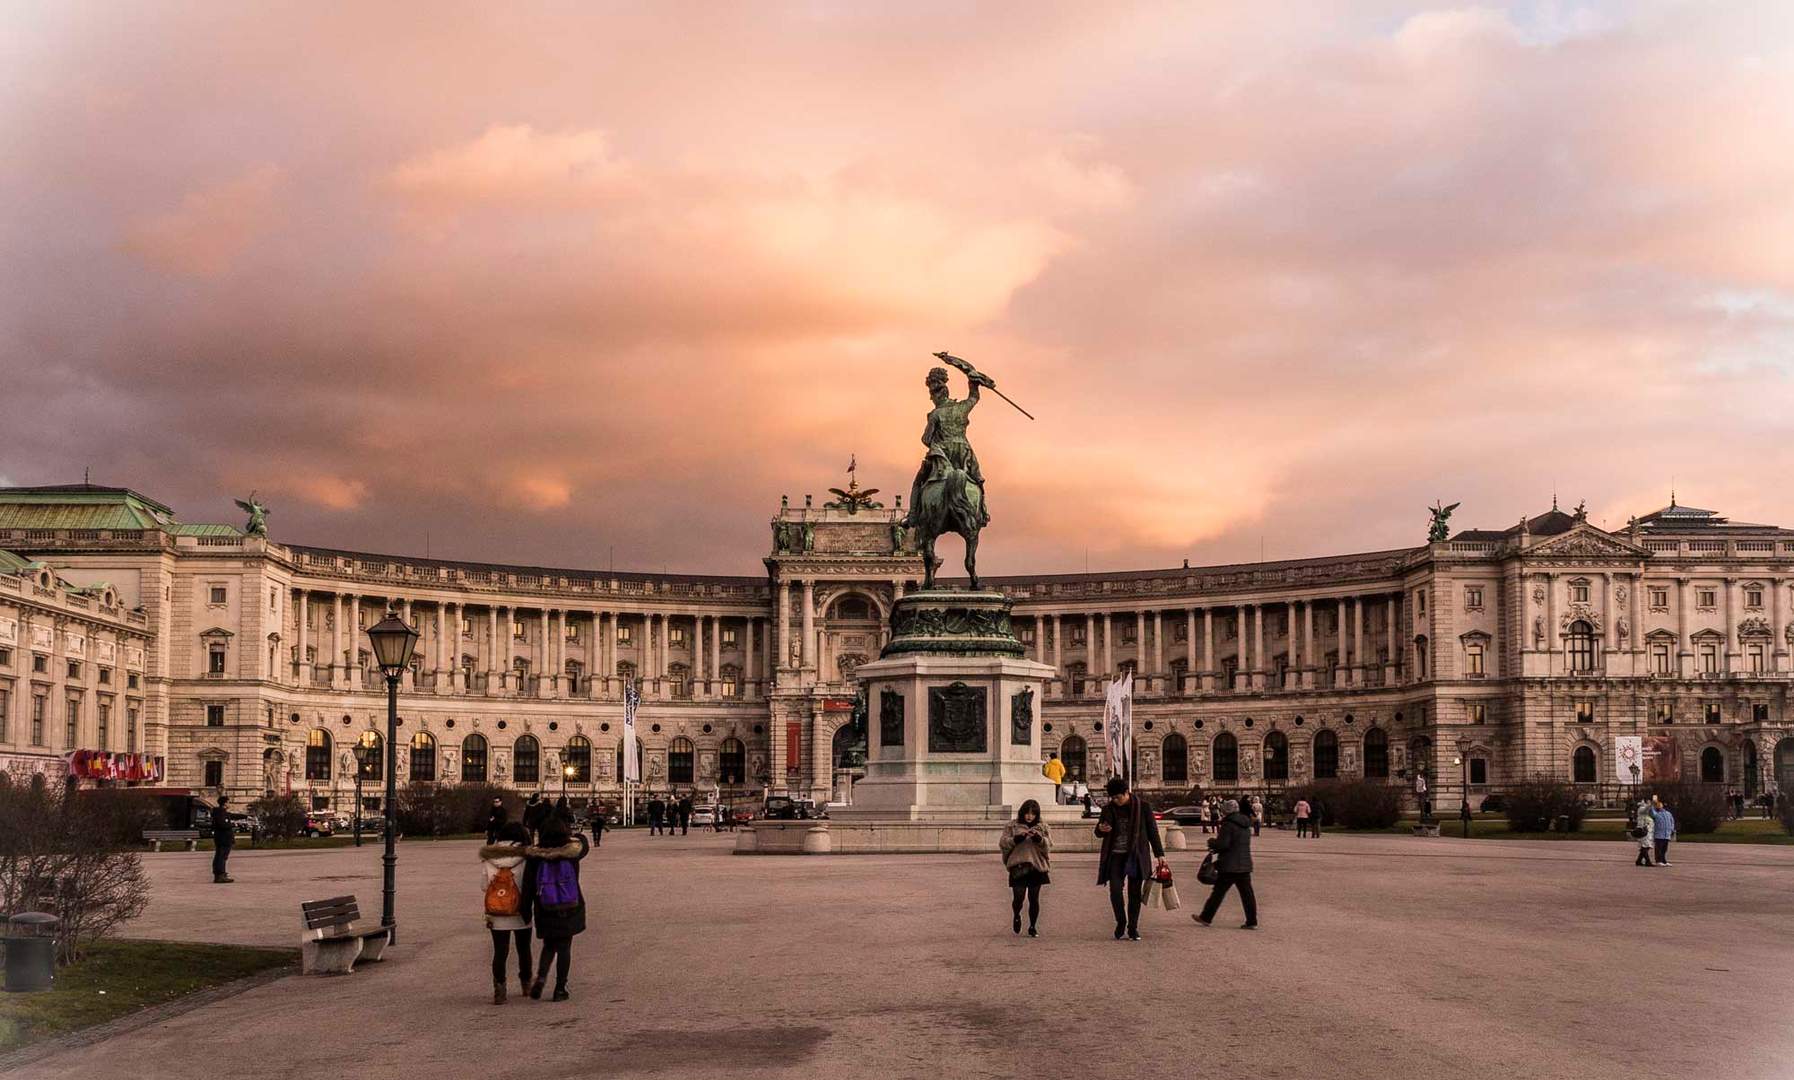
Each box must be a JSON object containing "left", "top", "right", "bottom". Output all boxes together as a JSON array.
[
  {"left": 199, "top": 626, "right": 235, "bottom": 640},
  {"left": 1526, "top": 525, "right": 1648, "bottom": 559}
]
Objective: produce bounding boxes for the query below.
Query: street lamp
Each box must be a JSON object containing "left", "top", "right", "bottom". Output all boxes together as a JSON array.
[
  {"left": 365, "top": 611, "right": 418, "bottom": 945},
  {"left": 563, "top": 763, "right": 574, "bottom": 799},
  {"left": 351, "top": 740, "right": 369, "bottom": 847},
  {"left": 1452, "top": 753, "right": 1468, "bottom": 837}
]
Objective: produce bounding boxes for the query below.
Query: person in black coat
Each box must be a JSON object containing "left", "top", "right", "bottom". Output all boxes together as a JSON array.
[
  {"left": 647, "top": 797, "right": 665, "bottom": 835},
  {"left": 211, "top": 794, "right": 235, "bottom": 883},
  {"left": 1094, "top": 776, "right": 1165, "bottom": 941},
  {"left": 1194, "top": 798, "right": 1258, "bottom": 929},
  {"left": 485, "top": 797, "right": 508, "bottom": 845},
  {"left": 521, "top": 816, "right": 590, "bottom": 1002},
  {"left": 676, "top": 794, "right": 693, "bottom": 836},
  {"left": 522, "top": 793, "right": 548, "bottom": 842}
]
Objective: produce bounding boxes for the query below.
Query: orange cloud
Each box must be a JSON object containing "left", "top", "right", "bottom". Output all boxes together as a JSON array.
[{"left": 120, "top": 165, "right": 281, "bottom": 277}]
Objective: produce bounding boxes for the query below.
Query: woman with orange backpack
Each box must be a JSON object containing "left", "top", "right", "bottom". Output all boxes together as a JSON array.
[{"left": 480, "top": 821, "right": 533, "bottom": 1004}]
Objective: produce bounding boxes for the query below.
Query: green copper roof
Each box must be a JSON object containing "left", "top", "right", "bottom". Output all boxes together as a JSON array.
[
  {"left": 0, "top": 549, "right": 33, "bottom": 574},
  {"left": 170, "top": 522, "right": 244, "bottom": 538},
  {"left": 0, "top": 485, "right": 176, "bottom": 531}
]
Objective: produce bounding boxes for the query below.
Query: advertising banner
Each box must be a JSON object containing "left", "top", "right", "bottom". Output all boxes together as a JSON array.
[
  {"left": 1614, "top": 736, "right": 1643, "bottom": 784},
  {"left": 1643, "top": 734, "right": 1680, "bottom": 782}
]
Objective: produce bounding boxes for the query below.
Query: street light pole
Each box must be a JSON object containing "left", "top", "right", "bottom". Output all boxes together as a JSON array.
[
  {"left": 351, "top": 740, "right": 368, "bottom": 847},
  {"left": 365, "top": 611, "right": 419, "bottom": 949}
]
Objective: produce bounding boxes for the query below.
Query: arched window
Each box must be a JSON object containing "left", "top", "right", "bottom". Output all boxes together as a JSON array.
[
  {"left": 720, "top": 737, "right": 745, "bottom": 785},
  {"left": 1161, "top": 733, "right": 1188, "bottom": 784},
  {"left": 830, "top": 595, "right": 875, "bottom": 621},
  {"left": 1264, "top": 730, "right": 1289, "bottom": 782},
  {"left": 1573, "top": 745, "right": 1597, "bottom": 784},
  {"left": 306, "top": 729, "right": 332, "bottom": 781},
  {"left": 565, "top": 736, "right": 592, "bottom": 783},
  {"left": 1059, "top": 735, "right": 1087, "bottom": 782},
  {"left": 462, "top": 733, "right": 488, "bottom": 782},
  {"left": 1363, "top": 727, "right": 1389, "bottom": 779},
  {"left": 409, "top": 732, "right": 436, "bottom": 783},
  {"left": 1213, "top": 733, "right": 1239, "bottom": 783},
  {"left": 669, "top": 663, "right": 691, "bottom": 700},
  {"left": 1567, "top": 620, "right": 1596, "bottom": 673},
  {"left": 514, "top": 735, "right": 540, "bottom": 784},
  {"left": 1313, "top": 729, "right": 1339, "bottom": 780},
  {"left": 833, "top": 722, "right": 867, "bottom": 772},
  {"left": 356, "top": 731, "right": 383, "bottom": 781},
  {"left": 668, "top": 736, "right": 694, "bottom": 784},
  {"left": 1700, "top": 745, "right": 1725, "bottom": 783}
]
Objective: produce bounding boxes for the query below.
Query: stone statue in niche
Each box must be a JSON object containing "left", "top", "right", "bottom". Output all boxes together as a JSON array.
[
  {"left": 879, "top": 690, "right": 904, "bottom": 747},
  {"left": 1532, "top": 614, "right": 1545, "bottom": 647},
  {"left": 1010, "top": 687, "right": 1034, "bottom": 745},
  {"left": 1616, "top": 616, "right": 1630, "bottom": 643}
]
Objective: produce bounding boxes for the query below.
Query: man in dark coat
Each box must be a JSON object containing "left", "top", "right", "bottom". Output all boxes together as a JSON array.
[
  {"left": 1094, "top": 776, "right": 1164, "bottom": 940},
  {"left": 522, "top": 793, "right": 549, "bottom": 842},
  {"left": 676, "top": 794, "right": 693, "bottom": 836},
  {"left": 1194, "top": 798, "right": 1258, "bottom": 929},
  {"left": 211, "top": 795, "right": 235, "bottom": 883},
  {"left": 485, "top": 796, "right": 508, "bottom": 844},
  {"left": 647, "top": 796, "right": 665, "bottom": 835}
]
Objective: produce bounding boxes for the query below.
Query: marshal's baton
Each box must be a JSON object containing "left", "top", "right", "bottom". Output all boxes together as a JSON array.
[{"left": 932, "top": 351, "right": 1035, "bottom": 420}]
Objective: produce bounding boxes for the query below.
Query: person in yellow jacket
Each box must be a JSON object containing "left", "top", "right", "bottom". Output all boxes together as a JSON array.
[{"left": 1042, "top": 753, "right": 1066, "bottom": 803}]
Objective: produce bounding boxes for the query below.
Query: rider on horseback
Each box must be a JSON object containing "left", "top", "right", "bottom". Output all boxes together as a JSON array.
[{"left": 906, "top": 365, "right": 992, "bottom": 530}]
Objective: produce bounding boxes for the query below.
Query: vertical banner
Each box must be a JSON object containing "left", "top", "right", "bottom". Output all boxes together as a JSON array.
[
  {"left": 786, "top": 721, "right": 802, "bottom": 775},
  {"left": 1613, "top": 736, "right": 1643, "bottom": 784},
  {"left": 1643, "top": 734, "right": 1680, "bottom": 782},
  {"left": 1104, "top": 671, "right": 1134, "bottom": 779},
  {"left": 622, "top": 679, "right": 641, "bottom": 783}
]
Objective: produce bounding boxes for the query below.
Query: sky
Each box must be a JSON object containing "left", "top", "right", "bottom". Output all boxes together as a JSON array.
[{"left": 3, "top": 1, "right": 1793, "bottom": 576}]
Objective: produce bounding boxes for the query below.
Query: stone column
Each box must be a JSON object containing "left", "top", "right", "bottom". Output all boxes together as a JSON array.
[
  {"left": 1084, "top": 613, "right": 1096, "bottom": 694},
  {"left": 344, "top": 595, "right": 360, "bottom": 690},
  {"left": 743, "top": 616, "right": 757, "bottom": 696},
  {"left": 1184, "top": 609, "right": 1196, "bottom": 692},
  {"left": 433, "top": 604, "right": 449, "bottom": 695},
  {"left": 1675, "top": 578, "right": 1689, "bottom": 677},
  {"left": 1773, "top": 581, "right": 1786, "bottom": 671},
  {"left": 1052, "top": 614, "right": 1064, "bottom": 696},
  {"left": 777, "top": 582, "right": 791, "bottom": 673},
  {"left": 331, "top": 593, "right": 345, "bottom": 688},
  {"left": 801, "top": 581, "right": 816, "bottom": 671},
  {"left": 1302, "top": 600, "right": 1316, "bottom": 688},
  {"left": 1724, "top": 577, "right": 1738, "bottom": 672},
  {"left": 1253, "top": 603, "right": 1266, "bottom": 689},
  {"left": 487, "top": 606, "right": 501, "bottom": 691},
  {"left": 1337, "top": 597, "right": 1349, "bottom": 686},
  {"left": 1353, "top": 596, "right": 1365, "bottom": 686},
  {"left": 710, "top": 615, "right": 722, "bottom": 697},
  {"left": 1544, "top": 577, "right": 1557, "bottom": 678},
  {"left": 1285, "top": 601, "right": 1298, "bottom": 688},
  {"left": 1383, "top": 595, "right": 1397, "bottom": 683},
  {"left": 1203, "top": 608, "right": 1215, "bottom": 690},
  {"left": 1152, "top": 610, "right": 1163, "bottom": 686},
  {"left": 1102, "top": 613, "right": 1113, "bottom": 680},
  {"left": 296, "top": 591, "right": 311, "bottom": 683}
]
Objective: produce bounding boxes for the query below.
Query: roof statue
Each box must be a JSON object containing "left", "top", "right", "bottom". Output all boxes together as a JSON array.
[
  {"left": 1426, "top": 500, "right": 1459, "bottom": 544},
  {"left": 234, "top": 493, "right": 269, "bottom": 537},
  {"left": 824, "top": 456, "right": 883, "bottom": 513}
]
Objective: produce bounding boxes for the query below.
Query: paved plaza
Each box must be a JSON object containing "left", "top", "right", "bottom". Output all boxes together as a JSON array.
[{"left": 17, "top": 831, "right": 1794, "bottom": 1080}]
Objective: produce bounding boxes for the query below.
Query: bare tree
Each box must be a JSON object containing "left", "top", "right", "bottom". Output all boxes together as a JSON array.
[{"left": 0, "top": 777, "right": 150, "bottom": 963}]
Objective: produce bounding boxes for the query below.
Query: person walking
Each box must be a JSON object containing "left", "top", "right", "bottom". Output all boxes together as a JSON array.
[
  {"left": 522, "top": 792, "right": 548, "bottom": 843},
  {"left": 480, "top": 822, "right": 532, "bottom": 1004},
  {"left": 677, "top": 794, "right": 693, "bottom": 836},
  {"left": 522, "top": 816, "right": 590, "bottom": 1002},
  {"left": 1310, "top": 798, "right": 1324, "bottom": 838},
  {"left": 1094, "top": 776, "right": 1166, "bottom": 941},
  {"left": 588, "top": 807, "right": 606, "bottom": 848},
  {"left": 1249, "top": 794, "right": 1264, "bottom": 837},
  {"left": 1459, "top": 798, "right": 1473, "bottom": 839},
  {"left": 999, "top": 799, "right": 1052, "bottom": 938},
  {"left": 1194, "top": 798, "right": 1258, "bottom": 929},
  {"left": 211, "top": 795, "right": 235, "bottom": 884},
  {"left": 1080, "top": 787, "right": 1093, "bottom": 817},
  {"left": 1043, "top": 753, "right": 1066, "bottom": 804},
  {"left": 647, "top": 796, "right": 665, "bottom": 836},
  {"left": 1651, "top": 796, "right": 1676, "bottom": 866},
  {"left": 485, "top": 796, "right": 508, "bottom": 845},
  {"left": 1293, "top": 797, "right": 1311, "bottom": 839},
  {"left": 1633, "top": 799, "right": 1656, "bottom": 867}
]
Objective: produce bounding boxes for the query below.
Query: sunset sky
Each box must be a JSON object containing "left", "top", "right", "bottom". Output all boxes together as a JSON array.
[{"left": 4, "top": 2, "right": 1793, "bottom": 576}]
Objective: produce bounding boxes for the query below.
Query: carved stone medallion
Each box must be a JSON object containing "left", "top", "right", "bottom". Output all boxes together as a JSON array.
[{"left": 1010, "top": 687, "right": 1034, "bottom": 745}]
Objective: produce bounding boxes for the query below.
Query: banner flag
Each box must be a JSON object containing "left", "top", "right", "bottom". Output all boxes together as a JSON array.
[
  {"left": 1104, "top": 671, "right": 1134, "bottom": 779},
  {"left": 622, "top": 679, "right": 641, "bottom": 783},
  {"left": 1614, "top": 736, "right": 1643, "bottom": 784}
]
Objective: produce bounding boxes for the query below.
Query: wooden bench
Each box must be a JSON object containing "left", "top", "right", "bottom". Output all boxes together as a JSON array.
[
  {"left": 299, "top": 895, "right": 394, "bottom": 975},
  {"left": 143, "top": 829, "right": 201, "bottom": 852}
]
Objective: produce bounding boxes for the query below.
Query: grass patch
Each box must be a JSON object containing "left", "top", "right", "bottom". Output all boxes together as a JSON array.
[
  {"left": 1342, "top": 816, "right": 1794, "bottom": 844},
  {"left": 0, "top": 938, "right": 296, "bottom": 1052}
]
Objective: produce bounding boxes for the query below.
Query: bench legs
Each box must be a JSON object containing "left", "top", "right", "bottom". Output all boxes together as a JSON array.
[
  {"left": 357, "top": 929, "right": 391, "bottom": 964},
  {"left": 301, "top": 937, "right": 364, "bottom": 975}
]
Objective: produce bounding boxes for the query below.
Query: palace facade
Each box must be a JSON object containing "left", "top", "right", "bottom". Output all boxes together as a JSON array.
[{"left": 3, "top": 482, "right": 1792, "bottom": 812}]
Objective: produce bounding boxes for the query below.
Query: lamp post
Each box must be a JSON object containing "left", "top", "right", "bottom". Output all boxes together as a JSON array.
[
  {"left": 351, "top": 740, "right": 368, "bottom": 847},
  {"left": 563, "top": 763, "right": 574, "bottom": 800},
  {"left": 365, "top": 611, "right": 419, "bottom": 946},
  {"left": 1452, "top": 753, "right": 1468, "bottom": 837}
]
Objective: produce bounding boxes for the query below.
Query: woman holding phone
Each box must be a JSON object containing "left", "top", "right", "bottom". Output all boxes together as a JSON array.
[{"left": 999, "top": 799, "right": 1052, "bottom": 937}]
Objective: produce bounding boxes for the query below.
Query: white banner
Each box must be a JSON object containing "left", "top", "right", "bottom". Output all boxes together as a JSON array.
[
  {"left": 1104, "top": 671, "right": 1134, "bottom": 779},
  {"left": 623, "top": 680, "right": 641, "bottom": 783},
  {"left": 1613, "top": 736, "right": 1643, "bottom": 784}
]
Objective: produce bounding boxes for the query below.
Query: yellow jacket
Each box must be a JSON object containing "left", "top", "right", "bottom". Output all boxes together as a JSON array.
[{"left": 1043, "top": 758, "right": 1066, "bottom": 784}]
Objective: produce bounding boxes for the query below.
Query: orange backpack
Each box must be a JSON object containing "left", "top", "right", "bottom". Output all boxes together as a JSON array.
[{"left": 484, "top": 865, "right": 521, "bottom": 917}]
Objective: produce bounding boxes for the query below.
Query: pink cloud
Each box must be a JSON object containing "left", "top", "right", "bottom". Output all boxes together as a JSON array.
[{"left": 120, "top": 165, "right": 282, "bottom": 277}]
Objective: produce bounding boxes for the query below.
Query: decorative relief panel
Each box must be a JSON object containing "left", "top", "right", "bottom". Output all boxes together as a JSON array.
[
  {"left": 65, "top": 632, "right": 86, "bottom": 658},
  {"left": 879, "top": 690, "right": 904, "bottom": 747},
  {"left": 0, "top": 617, "right": 14, "bottom": 645},
  {"left": 1010, "top": 688, "right": 1034, "bottom": 746},
  {"left": 928, "top": 682, "right": 987, "bottom": 753},
  {"left": 30, "top": 625, "right": 53, "bottom": 651}
]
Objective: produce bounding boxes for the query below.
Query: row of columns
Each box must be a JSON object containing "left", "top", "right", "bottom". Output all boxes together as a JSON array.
[
  {"left": 290, "top": 590, "right": 771, "bottom": 699},
  {"left": 1026, "top": 595, "right": 1404, "bottom": 695}
]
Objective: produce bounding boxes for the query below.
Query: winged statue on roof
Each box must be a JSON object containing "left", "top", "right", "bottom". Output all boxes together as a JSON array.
[{"left": 234, "top": 493, "right": 269, "bottom": 537}]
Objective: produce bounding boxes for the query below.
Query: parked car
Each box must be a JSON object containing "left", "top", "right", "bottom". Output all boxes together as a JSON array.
[
  {"left": 1161, "top": 805, "right": 1206, "bottom": 826},
  {"left": 730, "top": 807, "right": 756, "bottom": 826},
  {"left": 690, "top": 806, "right": 717, "bottom": 828},
  {"left": 762, "top": 796, "right": 799, "bottom": 820},
  {"left": 302, "top": 812, "right": 335, "bottom": 837},
  {"left": 1479, "top": 793, "right": 1508, "bottom": 813}
]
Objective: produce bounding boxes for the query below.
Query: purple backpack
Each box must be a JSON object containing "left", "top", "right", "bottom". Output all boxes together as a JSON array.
[{"left": 535, "top": 859, "right": 581, "bottom": 911}]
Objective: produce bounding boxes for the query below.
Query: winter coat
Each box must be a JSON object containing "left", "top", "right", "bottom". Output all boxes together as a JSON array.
[
  {"left": 1095, "top": 796, "right": 1164, "bottom": 884},
  {"left": 1651, "top": 807, "right": 1676, "bottom": 841},
  {"left": 1212, "top": 810, "right": 1255, "bottom": 874},
  {"left": 522, "top": 798, "right": 549, "bottom": 835},
  {"left": 523, "top": 835, "right": 591, "bottom": 939},
  {"left": 479, "top": 843, "right": 531, "bottom": 931},
  {"left": 999, "top": 821, "right": 1052, "bottom": 874},
  {"left": 212, "top": 809, "right": 234, "bottom": 849},
  {"left": 1635, "top": 804, "right": 1655, "bottom": 848}
]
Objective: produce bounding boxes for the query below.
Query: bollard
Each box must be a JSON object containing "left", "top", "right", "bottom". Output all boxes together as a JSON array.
[{"left": 3, "top": 912, "right": 60, "bottom": 993}]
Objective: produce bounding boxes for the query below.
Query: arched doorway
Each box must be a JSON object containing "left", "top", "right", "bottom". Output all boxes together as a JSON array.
[
  {"left": 514, "top": 735, "right": 540, "bottom": 784},
  {"left": 1743, "top": 741, "right": 1759, "bottom": 798},
  {"left": 1573, "top": 745, "right": 1597, "bottom": 784},
  {"left": 1700, "top": 745, "right": 1725, "bottom": 784},
  {"left": 720, "top": 737, "right": 746, "bottom": 785},
  {"left": 1161, "top": 734, "right": 1188, "bottom": 784},
  {"left": 1363, "top": 727, "right": 1389, "bottom": 779},
  {"left": 409, "top": 732, "right": 436, "bottom": 783},
  {"left": 667, "top": 737, "right": 693, "bottom": 785},
  {"left": 462, "top": 733, "right": 488, "bottom": 782},
  {"left": 306, "top": 729, "right": 332, "bottom": 781},
  {"left": 1059, "top": 736, "right": 1087, "bottom": 782},
  {"left": 565, "top": 735, "right": 593, "bottom": 784},
  {"left": 1213, "top": 733, "right": 1239, "bottom": 783},
  {"left": 832, "top": 721, "right": 867, "bottom": 773},
  {"left": 1313, "top": 729, "right": 1339, "bottom": 780}
]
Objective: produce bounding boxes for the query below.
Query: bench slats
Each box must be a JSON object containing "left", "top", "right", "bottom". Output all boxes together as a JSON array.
[{"left": 301, "top": 895, "right": 362, "bottom": 930}]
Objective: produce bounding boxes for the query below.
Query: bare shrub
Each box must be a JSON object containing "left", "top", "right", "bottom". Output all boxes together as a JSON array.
[{"left": 0, "top": 777, "right": 150, "bottom": 963}]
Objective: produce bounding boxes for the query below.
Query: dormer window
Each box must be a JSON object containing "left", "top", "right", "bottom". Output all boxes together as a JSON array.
[
  {"left": 1746, "top": 586, "right": 1764, "bottom": 608},
  {"left": 1569, "top": 579, "right": 1591, "bottom": 604}
]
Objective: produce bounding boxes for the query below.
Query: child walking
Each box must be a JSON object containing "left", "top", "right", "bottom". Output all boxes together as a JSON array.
[
  {"left": 999, "top": 799, "right": 1052, "bottom": 937},
  {"left": 480, "top": 821, "right": 533, "bottom": 1003}
]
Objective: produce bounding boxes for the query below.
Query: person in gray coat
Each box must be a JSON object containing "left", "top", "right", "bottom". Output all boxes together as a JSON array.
[{"left": 1193, "top": 798, "right": 1258, "bottom": 929}]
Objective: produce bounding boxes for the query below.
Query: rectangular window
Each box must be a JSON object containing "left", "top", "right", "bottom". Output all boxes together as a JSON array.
[
  {"left": 206, "top": 704, "right": 225, "bottom": 727},
  {"left": 1700, "top": 644, "right": 1718, "bottom": 673},
  {"left": 208, "top": 645, "right": 226, "bottom": 675},
  {"left": 722, "top": 628, "right": 738, "bottom": 647},
  {"left": 1651, "top": 644, "right": 1671, "bottom": 674},
  {"left": 98, "top": 666, "right": 111, "bottom": 685},
  {"left": 1172, "top": 621, "right": 1188, "bottom": 643},
  {"left": 32, "top": 654, "right": 46, "bottom": 674},
  {"left": 1120, "top": 625, "right": 1137, "bottom": 644},
  {"left": 1417, "top": 590, "right": 1426, "bottom": 615},
  {"left": 1649, "top": 587, "right": 1668, "bottom": 608},
  {"left": 722, "top": 675, "right": 738, "bottom": 698},
  {"left": 1574, "top": 700, "right": 1595, "bottom": 723},
  {"left": 32, "top": 695, "right": 46, "bottom": 745},
  {"left": 1070, "top": 626, "right": 1087, "bottom": 646},
  {"left": 209, "top": 586, "right": 227, "bottom": 605},
  {"left": 1019, "top": 626, "right": 1036, "bottom": 645},
  {"left": 462, "top": 616, "right": 475, "bottom": 637},
  {"left": 669, "top": 627, "right": 688, "bottom": 646},
  {"left": 1571, "top": 584, "right": 1590, "bottom": 604},
  {"left": 1654, "top": 702, "right": 1673, "bottom": 724},
  {"left": 1749, "top": 644, "right": 1765, "bottom": 673},
  {"left": 68, "top": 660, "right": 81, "bottom": 680},
  {"left": 127, "top": 673, "right": 139, "bottom": 690},
  {"left": 1747, "top": 587, "right": 1764, "bottom": 607},
  {"left": 1469, "top": 758, "right": 1488, "bottom": 786},
  {"left": 1705, "top": 702, "right": 1721, "bottom": 724},
  {"left": 97, "top": 701, "right": 109, "bottom": 749},
  {"left": 1465, "top": 643, "right": 1484, "bottom": 675},
  {"left": 65, "top": 698, "right": 79, "bottom": 748},
  {"left": 0, "top": 647, "right": 9, "bottom": 667},
  {"left": 616, "top": 624, "right": 633, "bottom": 644},
  {"left": 127, "top": 706, "right": 138, "bottom": 749},
  {"left": 0, "top": 687, "right": 8, "bottom": 742},
  {"left": 204, "top": 760, "right": 223, "bottom": 788},
  {"left": 564, "top": 621, "right": 579, "bottom": 641},
  {"left": 1753, "top": 702, "right": 1770, "bottom": 723},
  {"left": 1465, "top": 586, "right": 1483, "bottom": 609},
  {"left": 1468, "top": 703, "right": 1486, "bottom": 724},
  {"left": 1698, "top": 589, "right": 1716, "bottom": 608},
  {"left": 512, "top": 619, "right": 526, "bottom": 639}
]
